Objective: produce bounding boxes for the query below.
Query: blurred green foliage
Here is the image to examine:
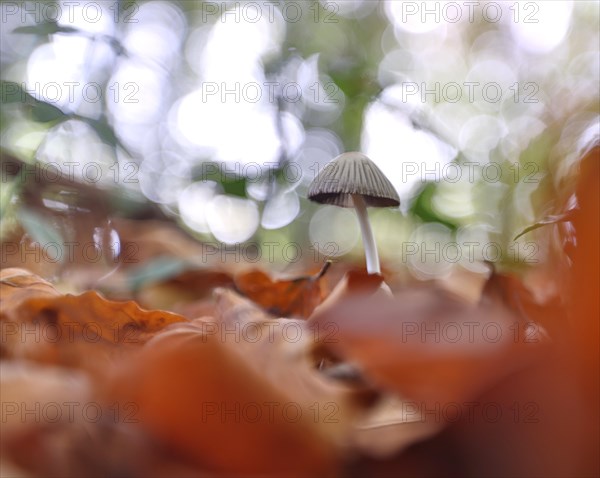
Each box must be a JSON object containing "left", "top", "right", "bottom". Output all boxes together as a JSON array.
[{"left": 1, "top": 0, "right": 598, "bottom": 278}]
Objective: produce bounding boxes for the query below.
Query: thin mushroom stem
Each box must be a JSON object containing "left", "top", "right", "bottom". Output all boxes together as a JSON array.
[{"left": 352, "top": 194, "right": 380, "bottom": 275}]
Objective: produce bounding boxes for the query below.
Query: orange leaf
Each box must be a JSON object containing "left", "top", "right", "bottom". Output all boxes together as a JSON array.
[
  {"left": 309, "top": 269, "right": 389, "bottom": 326},
  {"left": 1, "top": 268, "right": 60, "bottom": 309},
  {"left": 309, "top": 287, "right": 531, "bottom": 408},
  {"left": 0, "top": 269, "right": 187, "bottom": 372},
  {"left": 134, "top": 269, "right": 233, "bottom": 315},
  {"left": 109, "top": 324, "right": 339, "bottom": 477},
  {"left": 234, "top": 262, "right": 331, "bottom": 319}
]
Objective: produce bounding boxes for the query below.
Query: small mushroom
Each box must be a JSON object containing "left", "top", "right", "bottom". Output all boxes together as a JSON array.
[{"left": 307, "top": 152, "right": 400, "bottom": 275}]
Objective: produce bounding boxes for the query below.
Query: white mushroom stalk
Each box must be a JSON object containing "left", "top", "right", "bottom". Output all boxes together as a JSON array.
[{"left": 351, "top": 194, "right": 380, "bottom": 275}]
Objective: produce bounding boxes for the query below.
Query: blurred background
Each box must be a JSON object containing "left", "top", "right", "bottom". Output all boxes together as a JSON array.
[{"left": 1, "top": 0, "right": 598, "bottom": 292}]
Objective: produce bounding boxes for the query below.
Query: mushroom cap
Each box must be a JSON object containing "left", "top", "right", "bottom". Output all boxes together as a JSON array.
[{"left": 307, "top": 152, "right": 400, "bottom": 208}]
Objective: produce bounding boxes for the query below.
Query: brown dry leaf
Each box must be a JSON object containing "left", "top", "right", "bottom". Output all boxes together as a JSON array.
[
  {"left": 2, "top": 404, "right": 211, "bottom": 478},
  {"left": 480, "top": 265, "right": 556, "bottom": 340},
  {"left": 134, "top": 269, "right": 233, "bottom": 314},
  {"left": 1, "top": 268, "right": 61, "bottom": 308},
  {"left": 0, "top": 361, "right": 91, "bottom": 477},
  {"left": 104, "top": 286, "right": 430, "bottom": 474},
  {"left": 0, "top": 361, "right": 90, "bottom": 436},
  {"left": 234, "top": 262, "right": 331, "bottom": 319},
  {"left": 142, "top": 289, "right": 375, "bottom": 445},
  {"left": 309, "top": 285, "right": 534, "bottom": 409},
  {"left": 212, "top": 288, "right": 373, "bottom": 417},
  {"left": 308, "top": 270, "right": 394, "bottom": 372},
  {"left": 107, "top": 317, "right": 339, "bottom": 477},
  {"left": 3, "top": 421, "right": 202, "bottom": 478},
  {"left": 0, "top": 268, "right": 187, "bottom": 372},
  {"left": 174, "top": 288, "right": 437, "bottom": 460},
  {"left": 162, "top": 269, "right": 233, "bottom": 292},
  {"left": 309, "top": 269, "right": 390, "bottom": 323},
  {"left": 0, "top": 360, "right": 205, "bottom": 478},
  {"left": 170, "top": 297, "right": 219, "bottom": 320},
  {"left": 349, "top": 394, "right": 441, "bottom": 458},
  {"left": 307, "top": 271, "right": 447, "bottom": 458},
  {"left": 303, "top": 290, "right": 534, "bottom": 474},
  {"left": 569, "top": 144, "right": 599, "bottom": 475}
]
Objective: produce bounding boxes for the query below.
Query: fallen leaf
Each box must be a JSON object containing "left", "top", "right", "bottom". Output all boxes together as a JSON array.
[
  {"left": 0, "top": 361, "right": 90, "bottom": 435},
  {"left": 2, "top": 406, "right": 201, "bottom": 478},
  {"left": 569, "top": 144, "right": 600, "bottom": 474},
  {"left": 1, "top": 268, "right": 60, "bottom": 308},
  {"left": 309, "top": 286, "right": 535, "bottom": 409},
  {"left": 0, "top": 268, "right": 187, "bottom": 373},
  {"left": 481, "top": 265, "right": 555, "bottom": 341},
  {"left": 212, "top": 287, "right": 373, "bottom": 413},
  {"left": 133, "top": 268, "right": 233, "bottom": 313},
  {"left": 0, "top": 362, "right": 204, "bottom": 478},
  {"left": 309, "top": 269, "right": 390, "bottom": 323},
  {"left": 350, "top": 394, "right": 441, "bottom": 458},
  {"left": 202, "top": 288, "right": 437, "bottom": 458},
  {"left": 108, "top": 319, "right": 339, "bottom": 477},
  {"left": 234, "top": 261, "right": 331, "bottom": 319}
]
